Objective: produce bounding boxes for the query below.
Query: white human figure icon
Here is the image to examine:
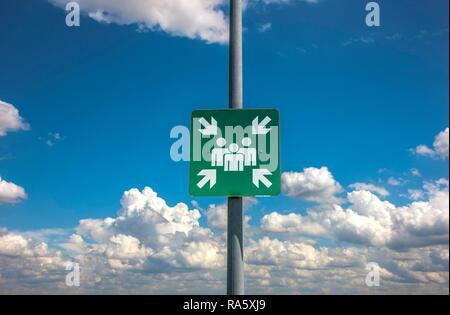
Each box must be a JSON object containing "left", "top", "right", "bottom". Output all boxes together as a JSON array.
[
  {"left": 240, "top": 137, "right": 257, "bottom": 166},
  {"left": 224, "top": 143, "right": 244, "bottom": 172},
  {"left": 211, "top": 138, "right": 228, "bottom": 167}
]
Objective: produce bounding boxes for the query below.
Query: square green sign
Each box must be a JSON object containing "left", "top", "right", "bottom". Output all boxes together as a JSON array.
[{"left": 189, "top": 109, "right": 280, "bottom": 197}]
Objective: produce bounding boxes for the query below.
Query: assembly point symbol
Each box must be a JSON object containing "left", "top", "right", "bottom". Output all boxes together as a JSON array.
[
  {"left": 190, "top": 109, "right": 280, "bottom": 197},
  {"left": 211, "top": 137, "right": 257, "bottom": 171},
  {"left": 197, "top": 116, "right": 272, "bottom": 189}
]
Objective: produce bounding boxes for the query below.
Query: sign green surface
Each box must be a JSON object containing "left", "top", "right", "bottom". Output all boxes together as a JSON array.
[{"left": 189, "top": 109, "right": 280, "bottom": 197}]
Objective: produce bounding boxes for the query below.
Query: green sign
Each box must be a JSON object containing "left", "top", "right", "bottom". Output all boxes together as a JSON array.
[{"left": 189, "top": 109, "right": 280, "bottom": 197}]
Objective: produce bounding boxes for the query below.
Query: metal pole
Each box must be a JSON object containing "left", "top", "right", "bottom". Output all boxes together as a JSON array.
[
  {"left": 229, "top": 0, "right": 243, "bottom": 109},
  {"left": 227, "top": 0, "right": 244, "bottom": 295}
]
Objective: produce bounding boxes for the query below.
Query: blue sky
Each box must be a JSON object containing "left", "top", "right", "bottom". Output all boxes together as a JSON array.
[{"left": 0, "top": 0, "right": 448, "bottom": 294}]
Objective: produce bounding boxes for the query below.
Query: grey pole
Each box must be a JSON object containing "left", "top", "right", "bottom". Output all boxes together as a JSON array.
[
  {"left": 227, "top": 0, "right": 244, "bottom": 295},
  {"left": 229, "top": 0, "right": 243, "bottom": 109}
]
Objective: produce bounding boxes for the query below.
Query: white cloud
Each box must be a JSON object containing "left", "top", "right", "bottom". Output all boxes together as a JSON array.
[
  {"left": 99, "top": 234, "right": 154, "bottom": 271},
  {"left": 281, "top": 167, "right": 343, "bottom": 203},
  {"left": 258, "top": 23, "right": 272, "bottom": 33},
  {"left": 67, "top": 187, "right": 227, "bottom": 273},
  {"left": 0, "top": 232, "right": 57, "bottom": 258},
  {"left": 49, "top": 0, "right": 320, "bottom": 44},
  {"left": 389, "top": 180, "right": 449, "bottom": 250},
  {"left": 0, "top": 229, "right": 67, "bottom": 293},
  {"left": 411, "top": 168, "right": 422, "bottom": 177},
  {"left": 0, "top": 165, "right": 448, "bottom": 294},
  {"left": 277, "top": 169, "right": 447, "bottom": 249},
  {"left": 205, "top": 198, "right": 254, "bottom": 231},
  {"left": 76, "top": 187, "right": 202, "bottom": 244},
  {"left": 206, "top": 204, "right": 228, "bottom": 231},
  {"left": 0, "top": 233, "right": 31, "bottom": 257},
  {"left": 0, "top": 181, "right": 448, "bottom": 294},
  {"left": 178, "top": 241, "right": 224, "bottom": 269},
  {"left": 246, "top": 236, "right": 333, "bottom": 269},
  {"left": 342, "top": 36, "right": 375, "bottom": 47},
  {"left": 0, "top": 100, "right": 30, "bottom": 136},
  {"left": 42, "top": 132, "right": 64, "bottom": 147},
  {"left": 349, "top": 183, "right": 389, "bottom": 197},
  {"left": 408, "top": 189, "right": 424, "bottom": 201},
  {"left": 434, "top": 128, "right": 449, "bottom": 159},
  {"left": 49, "top": 0, "right": 229, "bottom": 44},
  {"left": 262, "top": 180, "right": 449, "bottom": 250},
  {"left": 414, "top": 128, "right": 449, "bottom": 159},
  {"left": 106, "top": 234, "right": 152, "bottom": 260},
  {"left": 0, "top": 177, "right": 27, "bottom": 204},
  {"left": 387, "top": 177, "right": 403, "bottom": 186},
  {"left": 415, "top": 145, "right": 436, "bottom": 157},
  {"left": 260, "top": 212, "right": 327, "bottom": 235}
]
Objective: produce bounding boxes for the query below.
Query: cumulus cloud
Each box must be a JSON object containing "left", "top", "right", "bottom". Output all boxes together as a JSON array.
[
  {"left": 262, "top": 179, "right": 449, "bottom": 250},
  {"left": 67, "top": 187, "right": 225, "bottom": 273},
  {"left": 206, "top": 203, "right": 228, "bottom": 231},
  {"left": 0, "top": 177, "right": 27, "bottom": 204},
  {"left": 272, "top": 167, "right": 448, "bottom": 251},
  {"left": 205, "top": 198, "right": 255, "bottom": 231},
  {"left": 0, "top": 231, "right": 54, "bottom": 258},
  {"left": 434, "top": 128, "right": 449, "bottom": 158},
  {"left": 0, "top": 100, "right": 30, "bottom": 136},
  {"left": 414, "top": 128, "right": 449, "bottom": 159},
  {"left": 260, "top": 212, "right": 326, "bottom": 236},
  {"left": 0, "top": 181, "right": 448, "bottom": 294},
  {"left": 245, "top": 238, "right": 448, "bottom": 293},
  {"left": 106, "top": 234, "right": 152, "bottom": 260},
  {"left": 281, "top": 167, "right": 343, "bottom": 203},
  {"left": 246, "top": 236, "right": 334, "bottom": 269},
  {"left": 178, "top": 241, "right": 223, "bottom": 269},
  {"left": 0, "top": 187, "right": 228, "bottom": 293},
  {"left": 415, "top": 145, "right": 436, "bottom": 157},
  {"left": 49, "top": 0, "right": 229, "bottom": 44},
  {"left": 0, "top": 229, "right": 68, "bottom": 294}
]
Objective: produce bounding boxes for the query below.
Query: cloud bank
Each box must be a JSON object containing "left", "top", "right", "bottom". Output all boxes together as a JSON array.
[
  {"left": 263, "top": 178, "right": 449, "bottom": 250},
  {"left": 0, "top": 170, "right": 448, "bottom": 294}
]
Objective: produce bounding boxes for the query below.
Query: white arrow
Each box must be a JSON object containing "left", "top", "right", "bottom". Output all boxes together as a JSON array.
[
  {"left": 252, "top": 116, "right": 272, "bottom": 135},
  {"left": 197, "top": 169, "right": 217, "bottom": 189},
  {"left": 198, "top": 117, "right": 218, "bottom": 136},
  {"left": 253, "top": 169, "right": 273, "bottom": 188}
]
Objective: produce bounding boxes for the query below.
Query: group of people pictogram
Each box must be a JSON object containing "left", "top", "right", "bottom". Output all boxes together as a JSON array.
[{"left": 211, "top": 137, "right": 257, "bottom": 172}]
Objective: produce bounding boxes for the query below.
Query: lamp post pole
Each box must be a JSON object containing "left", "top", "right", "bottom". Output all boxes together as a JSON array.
[{"left": 227, "top": 0, "right": 244, "bottom": 296}]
